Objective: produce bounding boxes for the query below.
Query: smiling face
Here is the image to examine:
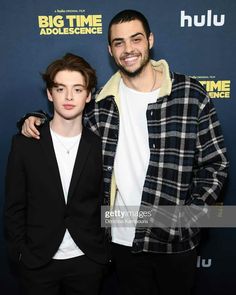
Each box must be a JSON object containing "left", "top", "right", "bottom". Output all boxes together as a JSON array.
[
  {"left": 108, "top": 20, "right": 154, "bottom": 77},
  {"left": 47, "top": 70, "right": 91, "bottom": 121}
]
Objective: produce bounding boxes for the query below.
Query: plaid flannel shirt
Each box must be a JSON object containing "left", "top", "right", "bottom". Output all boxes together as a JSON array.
[{"left": 84, "top": 59, "right": 228, "bottom": 253}]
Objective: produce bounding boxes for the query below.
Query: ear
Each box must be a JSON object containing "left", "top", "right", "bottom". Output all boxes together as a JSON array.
[
  {"left": 148, "top": 32, "right": 154, "bottom": 49},
  {"left": 86, "top": 92, "right": 92, "bottom": 103},
  {"left": 47, "top": 89, "right": 53, "bottom": 102},
  {"left": 108, "top": 45, "right": 113, "bottom": 57}
]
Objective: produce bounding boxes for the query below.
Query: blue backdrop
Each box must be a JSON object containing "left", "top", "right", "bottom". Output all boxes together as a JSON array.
[{"left": 1, "top": 1, "right": 235, "bottom": 294}]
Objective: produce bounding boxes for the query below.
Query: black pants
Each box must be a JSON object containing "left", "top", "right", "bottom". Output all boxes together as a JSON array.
[
  {"left": 19, "top": 255, "right": 105, "bottom": 295},
  {"left": 111, "top": 243, "right": 197, "bottom": 295}
]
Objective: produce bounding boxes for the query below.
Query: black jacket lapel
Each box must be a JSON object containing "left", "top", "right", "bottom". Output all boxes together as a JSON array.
[
  {"left": 39, "top": 123, "right": 65, "bottom": 205},
  {"left": 67, "top": 128, "right": 92, "bottom": 202}
]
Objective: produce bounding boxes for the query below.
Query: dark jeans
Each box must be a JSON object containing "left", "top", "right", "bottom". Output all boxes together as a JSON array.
[
  {"left": 19, "top": 255, "right": 105, "bottom": 295},
  {"left": 111, "top": 242, "right": 197, "bottom": 295}
]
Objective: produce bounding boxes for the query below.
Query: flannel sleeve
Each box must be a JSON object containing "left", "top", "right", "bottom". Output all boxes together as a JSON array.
[
  {"left": 16, "top": 110, "right": 50, "bottom": 131},
  {"left": 187, "top": 96, "right": 229, "bottom": 207}
]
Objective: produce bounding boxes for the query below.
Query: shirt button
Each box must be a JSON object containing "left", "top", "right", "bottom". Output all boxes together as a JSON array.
[
  {"left": 150, "top": 111, "right": 153, "bottom": 116},
  {"left": 107, "top": 166, "right": 112, "bottom": 171}
]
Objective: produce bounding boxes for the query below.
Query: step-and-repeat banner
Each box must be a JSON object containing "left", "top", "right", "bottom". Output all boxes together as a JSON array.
[{"left": 0, "top": 1, "right": 235, "bottom": 294}]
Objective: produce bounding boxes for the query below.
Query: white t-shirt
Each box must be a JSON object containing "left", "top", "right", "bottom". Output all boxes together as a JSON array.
[
  {"left": 50, "top": 129, "right": 84, "bottom": 259},
  {"left": 112, "top": 80, "right": 160, "bottom": 246}
]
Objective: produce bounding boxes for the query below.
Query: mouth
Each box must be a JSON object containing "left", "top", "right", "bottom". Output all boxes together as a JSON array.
[
  {"left": 121, "top": 54, "right": 139, "bottom": 66},
  {"left": 63, "top": 104, "right": 75, "bottom": 110}
]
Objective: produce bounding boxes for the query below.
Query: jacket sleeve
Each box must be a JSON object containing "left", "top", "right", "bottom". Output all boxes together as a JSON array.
[
  {"left": 16, "top": 110, "right": 50, "bottom": 131},
  {"left": 83, "top": 98, "right": 100, "bottom": 136},
  {"left": 188, "top": 97, "right": 229, "bottom": 206},
  {"left": 4, "top": 136, "right": 27, "bottom": 262},
  {"left": 180, "top": 96, "right": 229, "bottom": 229}
]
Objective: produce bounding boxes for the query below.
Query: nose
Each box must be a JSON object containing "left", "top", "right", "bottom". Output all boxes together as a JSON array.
[
  {"left": 66, "top": 89, "right": 73, "bottom": 101},
  {"left": 124, "top": 40, "right": 133, "bottom": 53}
]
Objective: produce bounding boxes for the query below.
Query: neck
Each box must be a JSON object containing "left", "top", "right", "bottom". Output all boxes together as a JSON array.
[
  {"left": 121, "top": 62, "right": 163, "bottom": 92},
  {"left": 50, "top": 115, "right": 82, "bottom": 137}
]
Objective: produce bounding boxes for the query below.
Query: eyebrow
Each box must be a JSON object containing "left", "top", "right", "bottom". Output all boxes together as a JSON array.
[
  {"left": 111, "top": 32, "right": 145, "bottom": 44},
  {"left": 53, "top": 83, "right": 85, "bottom": 87}
]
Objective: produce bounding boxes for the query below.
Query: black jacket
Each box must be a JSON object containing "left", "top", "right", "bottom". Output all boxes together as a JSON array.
[{"left": 4, "top": 123, "right": 108, "bottom": 269}]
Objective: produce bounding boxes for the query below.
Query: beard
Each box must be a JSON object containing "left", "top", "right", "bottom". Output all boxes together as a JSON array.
[{"left": 116, "top": 47, "right": 151, "bottom": 78}]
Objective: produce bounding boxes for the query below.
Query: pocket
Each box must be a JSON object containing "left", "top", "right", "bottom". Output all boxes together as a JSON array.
[
  {"left": 149, "top": 226, "right": 200, "bottom": 243},
  {"left": 179, "top": 227, "right": 200, "bottom": 242},
  {"left": 149, "top": 227, "right": 181, "bottom": 243}
]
